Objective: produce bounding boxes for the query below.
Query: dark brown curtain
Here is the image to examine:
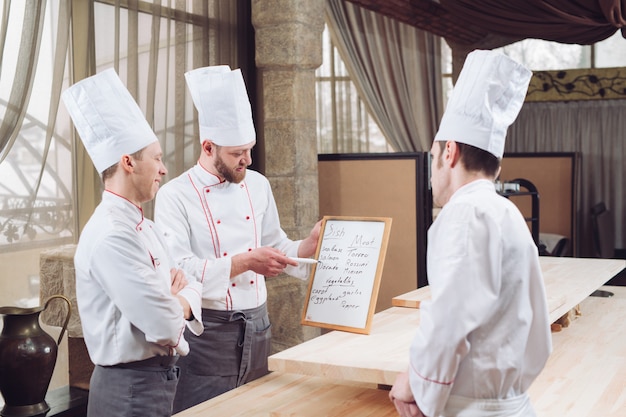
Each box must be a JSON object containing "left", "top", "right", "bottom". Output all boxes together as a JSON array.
[{"left": 440, "top": 0, "right": 626, "bottom": 45}]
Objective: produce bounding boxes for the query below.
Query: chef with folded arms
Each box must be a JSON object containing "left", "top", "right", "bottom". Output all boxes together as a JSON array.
[
  {"left": 389, "top": 50, "right": 552, "bottom": 417},
  {"left": 62, "top": 68, "right": 203, "bottom": 417},
  {"left": 154, "top": 65, "right": 321, "bottom": 412}
]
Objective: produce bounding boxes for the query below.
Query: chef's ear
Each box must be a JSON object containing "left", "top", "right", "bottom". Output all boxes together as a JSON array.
[
  {"left": 446, "top": 141, "right": 461, "bottom": 167},
  {"left": 121, "top": 154, "right": 134, "bottom": 171},
  {"left": 202, "top": 140, "right": 216, "bottom": 156}
]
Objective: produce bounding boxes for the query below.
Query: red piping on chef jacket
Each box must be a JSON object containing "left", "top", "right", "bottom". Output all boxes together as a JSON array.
[
  {"left": 166, "top": 321, "right": 186, "bottom": 352},
  {"left": 104, "top": 190, "right": 187, "bottom": 351},
  {"left": 410, "top": 361, "right": 455, "bottom": 386},
  {"left": 189, "top": 173, "right": 234, "bottom": 308},
  {"left": 188, "top": 173, "right": 221, "bottom": 260},
  {"left": 105, "top": 189, "right": 143, "bottom": 214},
  {"left": 104, "top": 190, "right": 155, "bottom": 264},
  {"left": 241, "top": 181, "right": 261, "bottom": 305}
]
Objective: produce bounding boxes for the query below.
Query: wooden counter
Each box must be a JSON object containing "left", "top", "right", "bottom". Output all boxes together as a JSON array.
[
  {"left": 174, "top": 372, "right": 396, "bottom": 417},
  {"left": 539, "top": 257, "right": 624, "bottom": 322},
  {"left": 391, "top": 257, "right": 626, "bottom": 324},
  {"left": 176, "top": 286, "right": 626, "bottom": 416},
  {"left": 269, "top": 305, "right": 417, "bottom": 385},
  {"left": 269, "top": 257, "right": 625, "bottom": 386},
  {"left": 529, "top": 285, "right": 626, "bottom": 417},
  {"left": 177, "top": 257, "right": 625, "bottom": 416}
]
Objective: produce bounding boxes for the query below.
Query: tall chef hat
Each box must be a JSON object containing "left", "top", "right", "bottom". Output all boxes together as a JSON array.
[
  {"left": 184, "top": 65, "right": 256, "bottom": 147},
  {"left": 434, "top": 50, "right": 532, "bottom": 158},
  {"left": 62, "top": 68, "right": 158, "bottom": 174}
]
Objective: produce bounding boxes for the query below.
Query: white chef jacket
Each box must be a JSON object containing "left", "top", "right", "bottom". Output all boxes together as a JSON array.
[
  {"left": 409, "top": 180, "right": 552, "bottom": 417},
  {"left": 155, "top": 164, "right": 309, "bottom": 311},
  {"left": 74, "top": 191, "right": 203, "bottom": 366}
]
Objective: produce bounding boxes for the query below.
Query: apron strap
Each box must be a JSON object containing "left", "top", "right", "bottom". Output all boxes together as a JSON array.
[
  {"left": 230, "top": 310, "right": 255, "bottom": 385},
  {"left": 202, "top": 304, "right": 267, "bottom": 386}
]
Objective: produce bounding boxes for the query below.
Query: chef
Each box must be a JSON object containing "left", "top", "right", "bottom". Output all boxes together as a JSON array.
[
  {"left": 62, "top": 69, "right": 203, "bottom": 417},
  {"left": 389, "top": 50, "right": 552, "bottom": 417},
  {"left": 154, "top": 65, "right": 321, "bottom": 412}
]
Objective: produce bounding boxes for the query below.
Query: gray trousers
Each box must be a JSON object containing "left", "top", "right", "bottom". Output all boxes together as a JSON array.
[
  {"left": 88, "top": 356, "right": 179, "bottom": 417},
  {"left": 173, "top": 303, "right": 271, "bottom": 413}
]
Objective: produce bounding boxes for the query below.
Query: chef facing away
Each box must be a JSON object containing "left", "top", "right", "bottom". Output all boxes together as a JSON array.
[{"left": 389, "top": 50, "right": 552, "bottom": 417}]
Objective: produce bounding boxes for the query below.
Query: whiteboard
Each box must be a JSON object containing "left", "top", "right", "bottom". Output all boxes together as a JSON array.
[{"left": 301, "top": 216, "right": 392, "bottom": 334}]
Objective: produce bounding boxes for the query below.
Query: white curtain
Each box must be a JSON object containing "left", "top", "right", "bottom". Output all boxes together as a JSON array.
[
  {"left": 84, "top": 0, "right": 243, "bottom": 220},
  {"left": 0, "top": 0, "right": 73, "bottom": 251},
  {"left": 507, "top": 100, "right": 626, "bottom": 255},
  {"left": 0, "top": 0, "right": 244, "bottom": 249},
  {"left": 325, "top": 0, "right": 443, "bottom": 152},
  {"left": 0, "top": 0, "right": 45, "bottom": 162}
]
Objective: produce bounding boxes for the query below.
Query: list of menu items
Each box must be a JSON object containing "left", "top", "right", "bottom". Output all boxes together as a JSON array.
[{"left": 302, "top": 217, "right": 391, "bottom": 334}]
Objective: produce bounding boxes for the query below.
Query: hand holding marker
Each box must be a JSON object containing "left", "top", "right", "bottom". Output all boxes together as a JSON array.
[{"left": 289, "top": 257, "right": 322, "bottom": 264}]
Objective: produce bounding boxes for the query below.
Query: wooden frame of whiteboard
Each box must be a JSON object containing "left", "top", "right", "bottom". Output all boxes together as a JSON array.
[{"left": 301, "top": 216, "right": 392, "bottom": 335}]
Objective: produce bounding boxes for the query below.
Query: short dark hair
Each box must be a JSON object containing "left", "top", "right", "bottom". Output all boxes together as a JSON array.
[
  {"left": 438, "top": 141, "right": 500, "bottom": 177},
  {"left": 101, "top": 148, "right": 144, "bottom": 182}
]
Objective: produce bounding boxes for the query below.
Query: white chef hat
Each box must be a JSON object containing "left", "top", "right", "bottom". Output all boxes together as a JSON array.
[
  {"left": 434, "top": 50, "right": 532, "bottom": 158},
  {"left": 184, "top": 65, "right": 256, "bottom": 147},
  {"left": 62, "top": 68, "right": 158, "bottom": 174}
]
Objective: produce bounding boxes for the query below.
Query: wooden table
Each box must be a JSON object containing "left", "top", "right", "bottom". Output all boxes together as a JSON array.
[
  {"left": 539, "top": 257, "right": 624, "bottom": 322},
  {"left": 0, "top": 386, "right": 88, "bottom": 417},
  {"left": 45, "top": 386, "right": 89, "bottom": 417},
  {"left": 269, "top": 305, "right": 417, "bottom": 385},
  {"left": 174, "top": 372, "right": 396, "bottom": 416},
  {"left": 177, "top": 286, "right": 626, "bottom": 416},
  {"left": 269, "top": 257, "right": 625, "bottom": 386},
  {"left": 529, "top": 286, "right": 626, "bottom": 417},
  {"left": 391, "top": 257, "right": 626, "bottom": 323},
  {"left": 176, "top": 257, "right": 625, "bottom": 416}
]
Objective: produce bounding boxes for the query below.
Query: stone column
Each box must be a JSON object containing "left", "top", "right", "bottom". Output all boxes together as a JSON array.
[{"left": 251, "top": 0, "right": 325, "bottom": 352}]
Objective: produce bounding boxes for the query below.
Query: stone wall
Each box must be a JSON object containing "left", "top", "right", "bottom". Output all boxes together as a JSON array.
[{"left": 252, "top": 0, "right": 325, "bottom": 349}]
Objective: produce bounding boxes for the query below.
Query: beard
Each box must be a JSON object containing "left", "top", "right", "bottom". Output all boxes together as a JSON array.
[{"left": 214, "top": 151, "right": 246, "bottom": 184}]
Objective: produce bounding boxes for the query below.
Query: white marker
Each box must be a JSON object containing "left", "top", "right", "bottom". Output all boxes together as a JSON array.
[{"left": 289, "top": 257, "right": 321, "bottom": 264}]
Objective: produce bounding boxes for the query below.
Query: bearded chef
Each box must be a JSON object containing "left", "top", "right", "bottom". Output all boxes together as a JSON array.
[
  {"left": 389, "top": 50, "right": 552, "bottom": 417},
  {"left": 154, "top": 65, "right": 321, "bottom": 413},
  {"left": 62, "top": 69, "right": 203, "bottom": 417}
]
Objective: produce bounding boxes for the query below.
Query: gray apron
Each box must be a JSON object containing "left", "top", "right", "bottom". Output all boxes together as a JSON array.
[
  {"left": 172, "top": 303, "right": 271, "bottom": 413},
  {"left": 87, "top": 355, "right": 180, "bottom": 417}
]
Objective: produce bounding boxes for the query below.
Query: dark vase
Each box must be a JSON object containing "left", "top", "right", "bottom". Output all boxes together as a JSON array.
[{"left": 0, "top": 295, "right": 71, "bottom": 417}]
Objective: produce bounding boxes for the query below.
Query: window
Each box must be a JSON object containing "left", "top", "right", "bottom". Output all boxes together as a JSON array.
[
  {"left": 0, "top": 0, "right": 242, "bottom": 307},
  {"left": 316, "top": 25, "right": 393, "bottom": 154},
  {"left": 92, "top": 0, "right": 238, "bottom": 182},
  {"left": 441, "top": 31, "right": 626, "bottom": 104},
  {"left": 0, "top": 1, "right": 73, "bottom": 252}
]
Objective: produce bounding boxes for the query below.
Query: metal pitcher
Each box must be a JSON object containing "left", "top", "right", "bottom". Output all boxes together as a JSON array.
[{"left": 0, "top": 295, "right": 71, "bottom": 417}]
